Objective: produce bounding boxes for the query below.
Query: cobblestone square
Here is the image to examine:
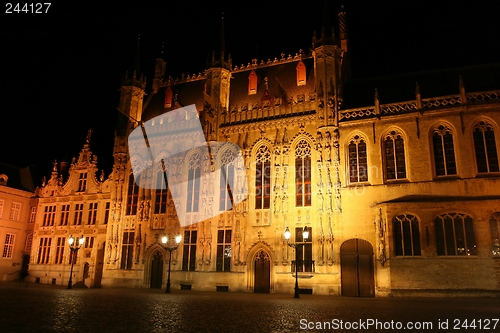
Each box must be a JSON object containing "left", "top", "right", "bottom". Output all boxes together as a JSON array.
[{"left": 1, "top": 283, "right": 499, "bottom": 332}]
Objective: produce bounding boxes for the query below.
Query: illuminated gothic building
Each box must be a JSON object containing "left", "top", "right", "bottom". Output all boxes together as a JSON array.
[{"left": 30, "top": 7, "right": 500, "bottom": 296}]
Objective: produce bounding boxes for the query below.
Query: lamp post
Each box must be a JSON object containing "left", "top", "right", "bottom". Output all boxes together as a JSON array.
[
  {"left": 161, "top": 234, "right": 182, "bottom": 293},
  {"left": 284, "top": 226, "right": 309, "bottom": 298},
  {"left": 67, "top": 235, "right": 85, "bottom": 289}
]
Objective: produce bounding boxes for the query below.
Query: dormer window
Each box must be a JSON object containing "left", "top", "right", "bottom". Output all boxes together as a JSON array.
[
  {"left": 77, "top": 172, "right": 87, "bottom": 192},
  {"left": 0, "top": 174, "right": 7, "bottom": 186},
  {"left": 248, "top": 69, "right": 257, "bottom": 95},
  {"left": 296, "top": 60, "right": 306, "bottom": 86},
  {"left": 164, "top": 86, "right": 173, "bottom": 108}
]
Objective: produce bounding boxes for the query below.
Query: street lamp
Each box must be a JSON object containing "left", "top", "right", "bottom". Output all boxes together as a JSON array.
[
  {"left": 67, "top": 235, "right": 85, "bottom": 289},
  {"left": 161, "top": 234, "right": 182, "bottom": 293},
  {"left": 284, "top": 226, "right": 309, "bottom": 298}
]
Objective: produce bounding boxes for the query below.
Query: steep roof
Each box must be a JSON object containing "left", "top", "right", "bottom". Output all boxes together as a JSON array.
[
  {"left": 0, "top": 163, "right": 36, "bottom": 192},
  {"left": 142, "top": 79, "right": 206, "bottom": 122},
  {"left": 229, "top": 57, "right": 316, "bottom": 110}
]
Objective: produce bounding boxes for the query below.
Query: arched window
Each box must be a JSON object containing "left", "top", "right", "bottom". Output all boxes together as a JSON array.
[
  {"left": 473, "top": 121, "right": 499, "bottom": 173},
  {"left": 384, "top": 130, "right": 406, "bottom": 180},
  {"left": 295, "top": 140, "right": 311, "bottom": 206},
  {"left": 490, "top": 212, "right": 500, "bottom": 256},
  {"left": 432, "top": 124, "right": 457, "bottom": 176},
  {"left": 154, "top": 163, "right": 168, "bottom": 214},
  {"left": 434, "top": 213, "right": 476, "bottom": 256},
  {"left": 393, "top": 214, "right": 421, "bottom": 256},
  {"left": 255, "top": 145, "right": 271, "bottom": 209},
  {"left": 186, "top": 152, "right": 201, "bottom": 213},
  {"left": 126, "top": 174, "right": 139, "bottom": 216},
  {"left": 348, "top": 135, "right": 368, "bottom": 183},
  {"left": 219, "top": 149, "right": 235, "bottom": 211}
]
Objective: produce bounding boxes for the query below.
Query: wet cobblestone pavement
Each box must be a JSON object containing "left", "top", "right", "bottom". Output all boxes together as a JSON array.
[{"left": 1, "top": 283, "right": 499, "bottom": 333}]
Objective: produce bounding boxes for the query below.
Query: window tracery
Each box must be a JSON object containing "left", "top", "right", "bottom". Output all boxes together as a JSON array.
[
  {"left": 473, "top": 120, "right": 499, "bottom": 173},
  {"left": 432, "top": 124, "right": 457, "bottom": 176},
  {"left": 255, "top": 145, "right": 271, "bottom": 209},
  {"left": 348, "top": 135, "right": 368, "bottom": 183},
  {"left": 384, "top": 130, "right": 406, "bottom": 180},
  {"left": 295, "top": 140, "right": 311, "bottom": 206}
]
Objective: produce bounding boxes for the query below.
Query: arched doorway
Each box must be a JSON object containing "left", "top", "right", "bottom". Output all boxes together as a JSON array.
[
  {"left": 150, "top": 251, "right": 164, "bottom": 289},
  {"left": 340, "top": 238, "right": 375, "bottom": 297},
  {"left": 82, "top": 263, "right": 90, "bottom": 287},
  {"left": 254, "top": 250, "right": 270, "bottom": 293},
  {"left": 20, "top": 254, "right": 29, "bottom": 280},
  {"left": 94, "top": 241, "right": 105, "bottom": 287}
]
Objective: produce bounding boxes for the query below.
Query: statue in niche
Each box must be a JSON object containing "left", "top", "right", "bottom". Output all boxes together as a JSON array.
[
  {"left": 323, "top": 132, "right": 332, "bottom": 162},
  {"left": 315, "top": 132, "right": 323, "bottom": 162},
  {"left": 327, "top": 97, "right": 335, "bottom": 119},
  {"left": 107, "top": 243, "right": 112, "bottom": 264},
  {"left": 137, "top": 201, "right": 144, "bottom": 221}
]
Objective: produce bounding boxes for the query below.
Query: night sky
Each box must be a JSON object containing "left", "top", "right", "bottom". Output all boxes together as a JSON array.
[{"left": 2, "top": 1, "right": 500, "bottom": 184}]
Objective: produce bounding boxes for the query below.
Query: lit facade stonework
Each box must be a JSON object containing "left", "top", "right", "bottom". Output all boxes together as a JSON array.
[
  {"left": 31, "top": 8, "right": 500, "bottom": 295},
  {"left": 29, "top": 138, "right": 111, "bottom": 287},
  {"left": 0, "top": 164, "right": 36, "bottom": 281}
]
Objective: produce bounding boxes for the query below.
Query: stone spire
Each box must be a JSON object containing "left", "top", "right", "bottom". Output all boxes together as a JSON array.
[
  {"left": 210, "top": 13, "right": 231, "bottom": 70},
  {"left": 314, "top": 0, "right": 336, "bottom": 48}
]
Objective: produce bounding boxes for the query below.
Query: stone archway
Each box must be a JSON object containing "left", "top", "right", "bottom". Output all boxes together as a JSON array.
[
  {"left": 150, "top": 251, "right": 164, "bottom": 289},
  {"left": 82, "top": 262, "right": 90, "bottom": 287},
  {"left": 94, "top": 241, "right": 105, "bottom": 287},
  {"left": 254, "top": 250, "right": 270, "bottom": 293},
  {"left": 143, "top": 245, "right": 167, "bottom": 288},
  {"left": 340, "top": 238, "right": 375, "bottom": 297},
  {"left": 245, "top": 242, "right": 274, "bottom": 293}
]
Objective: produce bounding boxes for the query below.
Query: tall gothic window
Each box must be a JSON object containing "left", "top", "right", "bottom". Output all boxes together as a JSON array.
[
  {"left": 490, "top": 212, "right": 500, "bottom": 256},
  {"left": 255, "top": 145, "right": 271, "bottom": 209},
  {"left": 126, "top": 174, "right": 139, "bottom": 215},
  {"left": 219, "top": 150, "right": 235, "bottom": 211},
  {"left": 43, "top": 205, "right": 56, "bottom": 226},
  {"left": 435, "top": 213, "right": 476, "bottom": 256},
  {"left": 295, "top": 140, "right": 312, "bottom": 206},
  {"left": 73, "top": 203, "right": 83, "bottom": 225},
  {"left": 216, "top": 229, "right": 231, "bottom": 272},
  {"left": 432, "top": 125, "right": 457, "bottom": 176},
  {"left": 348, "top": 135, "right": 368, "bottom": 183},
  {"left": 87, "top": 202, "right": 98, "bottom": 225},
  {"left": 54, "top": 237, "right": 65, "bottom": 264},
  {"left": 77, "top": 172, "right": 87, "bottom": 192},
  {"left": 295, "top": 227, "right": 313, "bottom": 272},
  {"left": 384, "top": 130, "right": 406, "bottom": 180},
  {"left": 473, "top": 121, "right": 499, "bottom": 173},
  {"left": 393, "top": 214, "right": 421, "bottom": 256},
  {"left": 120, "top": 232, "right": 135, "bottom": 269},
  {"left": 104, "top": 202, "right": 110, "bottom": 224},
  {"left": 186, "top": 152, "right": 201, "bottom": 213},
  {"left": 37, "top": 238, "right": 51, "bottom": 264},
  {"left": 154, "top": 166, "right": 168, "bottom": 214},
  {"left": 182, "top": 230, "right": 197, "bottom": 271},
  {"left": 60, "top": 204, "right": 69, "bottom": 226}
]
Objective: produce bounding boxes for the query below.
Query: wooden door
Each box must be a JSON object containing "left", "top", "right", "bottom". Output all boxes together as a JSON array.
[
  {"left": 254, "top": 251, "right": 270, "bottom": 293},
  {"left": 340, "top": 239, "right": 374, "bottom": 297},
  {"left": 94, "top": 242, "right": 105, "bottom": 287},
  {"left": 82, "top": 263, "right": 90, "bottom": 286},
  {"left": 150, "top": 251, "right": 163, "bottom": 289}
]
